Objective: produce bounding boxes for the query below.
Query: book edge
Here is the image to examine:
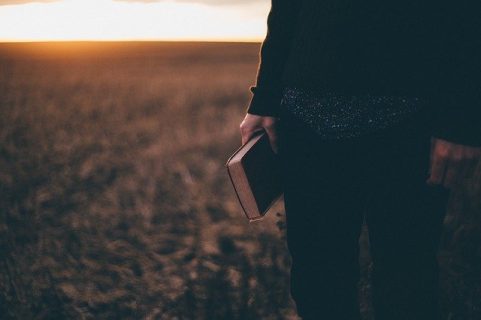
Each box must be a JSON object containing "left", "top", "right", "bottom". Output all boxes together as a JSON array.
[
  {"left": 226, "top": 162, "right": 263, "bottom": 220},
  {"left": 224, "top": 130, "right": 265, "bottom": 167}
]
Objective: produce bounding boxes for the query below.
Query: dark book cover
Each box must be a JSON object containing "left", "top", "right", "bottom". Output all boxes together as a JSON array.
[{"left": 225, "top": 130, "right": 283, "bottom": 221}]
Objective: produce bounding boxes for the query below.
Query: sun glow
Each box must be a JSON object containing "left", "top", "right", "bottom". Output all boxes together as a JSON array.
[{"left": 0, "top": 0, "right": 268, "bottom": 41}]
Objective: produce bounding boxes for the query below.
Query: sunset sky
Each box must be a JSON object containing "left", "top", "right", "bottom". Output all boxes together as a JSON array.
[{"left": 0, "top": 0, "right": 269, "bottom": 41}]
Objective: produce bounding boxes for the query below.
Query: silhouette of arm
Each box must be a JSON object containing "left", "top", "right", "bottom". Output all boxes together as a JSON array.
[
  {"left": 430, "top": 6, "right": 481, "bottom": 147},
  {"left": 245, "top": 0, "right": 301, "bottom": 117}
]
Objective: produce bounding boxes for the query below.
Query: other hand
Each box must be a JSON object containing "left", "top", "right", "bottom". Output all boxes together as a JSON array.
[
  {"left": 240, "top": 113, "right": 279, "bottom": 154},
  {"left": 427, "top": 137, "right": 481, "bottom": 189}
]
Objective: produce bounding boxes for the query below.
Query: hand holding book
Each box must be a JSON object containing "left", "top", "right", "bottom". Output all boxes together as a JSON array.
[
  {"left": 240, "top": 113, "right": 279, "bottom": 154},
  {"left": 225, "top": 130, "right": 283, "bottom": 221}
]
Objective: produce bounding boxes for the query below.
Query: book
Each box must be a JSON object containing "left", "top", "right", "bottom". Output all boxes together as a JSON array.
[{"left": 225, "top": 130, "right": 283, "bottom": 222}]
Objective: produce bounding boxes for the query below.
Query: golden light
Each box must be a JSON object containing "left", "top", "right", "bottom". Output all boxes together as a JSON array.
[{"left": 0, "top": 0, "right": 268, "bottom": 41}]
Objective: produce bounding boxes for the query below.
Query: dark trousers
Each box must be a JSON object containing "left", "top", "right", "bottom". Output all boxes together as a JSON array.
[{"left": 278, "top": 106, "right": 451, "bottom": 320}]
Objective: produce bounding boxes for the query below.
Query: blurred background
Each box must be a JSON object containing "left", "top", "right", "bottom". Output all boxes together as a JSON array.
[{"left": 0, "top": 1, "right": 480, "bottom": 319}]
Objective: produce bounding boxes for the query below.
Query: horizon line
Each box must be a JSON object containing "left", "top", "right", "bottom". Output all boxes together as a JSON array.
[{"left": 0, "top": 38, "right": 263, "bottom": 44}]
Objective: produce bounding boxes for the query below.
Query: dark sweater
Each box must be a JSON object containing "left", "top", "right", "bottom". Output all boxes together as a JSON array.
[{"left": 246, "top": 0, "right": 481, "bottom": 146}]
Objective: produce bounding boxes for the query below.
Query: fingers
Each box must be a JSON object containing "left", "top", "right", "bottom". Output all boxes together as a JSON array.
[
  {"left": 459, "top": 157, "right": 477, "bottom": 183},
  {"left": 427, "top": 155, "right": 447, "bottom": 186},
  {"left": 461, "top": 153, "right": 481, "bottom": 182},
  {"left": 426, "top": 141, "right": 448, "bottom": 186},
  {"left": 240, "top": 116, "right": 262, "bottom": 145},
  {"left": 264, "top": 121, "right": 279, "bottom": 154},
  {"left": 442, "top": 156, "right": 481, "bottom": 189},
  {"left": 427, "top": 137, "right": 481, "bottom": 189},
  {"left": 239, "top": 114, "right": 279, "bottom": 153},
  {"left": 442, "top": 144, "right": 466, "bottom": 188},
  {"left": 240, "top": 127, "right": 262, "bottom": 145},
  {"left": 442, "top": 158, "right": 462, "bottom": 189}
]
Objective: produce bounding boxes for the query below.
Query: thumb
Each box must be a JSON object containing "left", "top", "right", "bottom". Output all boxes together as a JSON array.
[{"left": 241, "top": 128, "right": 264, "bottom": 145}]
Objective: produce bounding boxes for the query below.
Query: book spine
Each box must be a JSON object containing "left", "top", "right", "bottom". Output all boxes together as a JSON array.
[{"left": 225, "top": 164, "right": 262, "bottom": 221}]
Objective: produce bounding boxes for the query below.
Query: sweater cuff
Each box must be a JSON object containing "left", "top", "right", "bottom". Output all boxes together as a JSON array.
[
  {"left": 431, "top": 116, "right": 481, "bottom": 147},
  {"left": 245, "top": 86, "right": 283, "bottom": 117},
  {"left": 429, "top": 96, "right": 481, "bottom": 147}
]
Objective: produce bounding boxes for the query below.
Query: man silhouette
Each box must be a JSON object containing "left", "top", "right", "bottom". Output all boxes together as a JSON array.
[{"left": 239, "top": 1, "right": 481, "bottom": 319}]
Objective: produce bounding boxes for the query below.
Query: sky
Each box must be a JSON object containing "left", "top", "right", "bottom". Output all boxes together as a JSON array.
[{"left": 0, "top": 0, "right": 270, "bottom": 41}]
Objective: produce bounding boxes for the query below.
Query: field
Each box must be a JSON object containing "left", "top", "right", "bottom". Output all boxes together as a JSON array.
[{"left": 0, "top": 42, "right": 480, "bottom": 319}]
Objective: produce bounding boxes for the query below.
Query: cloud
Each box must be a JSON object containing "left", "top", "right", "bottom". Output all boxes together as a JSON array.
[
  {"left": 114, "top": 0, "right": 262, "bottom": 6},
  {"left": 0, "top": 0, "right": 58, "bottom": 5}
]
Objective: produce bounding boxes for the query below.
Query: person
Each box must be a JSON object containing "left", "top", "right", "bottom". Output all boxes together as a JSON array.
[{"left": 239, "top": 1, "right": 481, "bottom": 319}]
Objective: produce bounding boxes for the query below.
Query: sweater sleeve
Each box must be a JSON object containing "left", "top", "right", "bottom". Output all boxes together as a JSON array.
[
  {"left": 430, "top": 94, "right": 481, "bottom": 147},
  {"left": 428, "top": 7, "right": 481, "bottom": 147},
  {"left": 245, "top": 0, "right": 301, "bottom": 117}
]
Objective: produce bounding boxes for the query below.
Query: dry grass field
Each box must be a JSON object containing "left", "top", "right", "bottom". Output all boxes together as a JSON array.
[{"left": 0, "top": 42, "right": 480, "bottom": 319}]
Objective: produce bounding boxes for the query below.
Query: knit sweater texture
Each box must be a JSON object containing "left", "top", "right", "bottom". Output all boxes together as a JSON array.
[{"left": 246, "top": 0, "right": 481, "bottom": 146}]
